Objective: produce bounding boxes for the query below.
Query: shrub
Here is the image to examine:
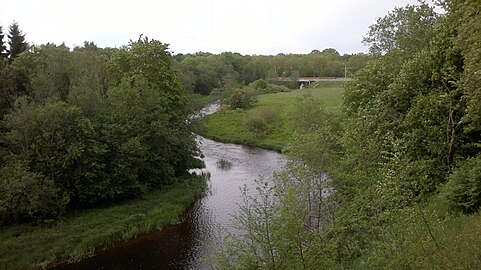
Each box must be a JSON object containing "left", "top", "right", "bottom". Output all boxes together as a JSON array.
[
  {"left": 248, "top": 80, "right": 291, "bottom": 94},
  {"left": 245, "top": 107, "right": 278, "bottom": 134},
  {"left": 0, "top": 158, "right": 69, "bottom": 224},
  {"left": 265, "top": 84, "right": 290, "bottom": 94},
  {"left": 218, "top": 104, "right": 232, "bottom": 113},
  {"left": 228, "top": 89, "right": 256, "bottom": 109},
  {"left": 444, "top": 156, "right": 481, "bottom": 213},
  {"left": 249, "top": 79, "right": 268, "bottom": 90},
  {"left": 245, "top": 113, "right": 267, "bottom": 133},
  {"left": 3, "top": 101, "right": 111, "bottom": 206},
  {"left": 255, "top": 107, "right": 278, "bottom": 123}
]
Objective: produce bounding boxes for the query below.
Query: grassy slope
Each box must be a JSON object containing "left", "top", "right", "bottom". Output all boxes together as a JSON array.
[
  {"left": 359, "top": 206, "right": 481, "bottom": 269},
  {"left": 197, "top": 82, "right": 344, "bottom": 151},
  {"left": 0, "top": 175, "right": 205, "bottom": 269},
  {"left": 402, "top": 212, "right": 481, "bottom": 269}
]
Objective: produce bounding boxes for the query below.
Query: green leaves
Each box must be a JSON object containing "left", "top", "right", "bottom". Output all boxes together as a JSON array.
[
  {"left": 214, "top": 2, "right": 481, "bottom": 269},
  {"left": 0, "top": 37, "right": 199, "bottom": 223},
  {"left": 443, "top": 156, "right": 481, "bottom": 213},
  {"left": 0, "top": 155, "right": 69, "bottom": 224},
  {"left": 362, "top": 3, "right": 438, "bottom": 55}
]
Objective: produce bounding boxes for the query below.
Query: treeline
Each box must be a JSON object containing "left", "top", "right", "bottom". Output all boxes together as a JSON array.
[
  {"left": 173, "top": 49, "right": 369, "bottom": 95},
  {"left": 0, "top": 28, "right": 199, "bottom": 224},
  {"left": 0, "top": 21, "right": 368, "bottom": 226},
  {"left": 215, "top": 1, "right": 481, "bottom": 269}
]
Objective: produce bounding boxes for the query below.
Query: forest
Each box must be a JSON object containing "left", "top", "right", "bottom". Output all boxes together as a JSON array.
[
  {"left": 0, "top": 28, "right": 203, "bottom": 224},
  {"left": 0, "top": 20, "right": 370, "bottom": 226},
  {"left": 1, "top": 0, "right": 481, "bottom": 268},
  {"left": 173, "top": 49, "right": 369, "bottom": 95},
  {"left": 211, "top": 1, "right": 481, "bottom": 269}
]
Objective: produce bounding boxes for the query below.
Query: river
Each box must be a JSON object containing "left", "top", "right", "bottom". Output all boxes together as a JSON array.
[{"left": 55, "top": 104, "right": 285, "bottom": 269}]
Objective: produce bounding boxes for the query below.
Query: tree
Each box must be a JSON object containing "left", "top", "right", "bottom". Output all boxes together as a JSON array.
[
  {"left": 7, "top": 22, "right": 28, "bottom": 61},
  {"left": 363, "top": 3, "right": 438, "bottom": 55},
  {"left": 452, "top": 0, "right": 481, "bottom": 137},
  {"left": 25, "top": 43, "right": 73, "bottom": 103},
  {"left": 107, "top": 36, "right": 199, "bottom": 183},
  {"left": 321, "top": 48, "right": 340, "bottom": 57}
]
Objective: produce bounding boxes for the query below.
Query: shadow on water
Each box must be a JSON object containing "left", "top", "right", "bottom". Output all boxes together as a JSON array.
[
  {"left": 52, "top": 104, "right": 285, "bottom": 270},
  {"left": 54, "top": 204, "right": 199, "bottom": 270},
  {"left": 215, "top": 159, "right": 232, "bottom": 171}
]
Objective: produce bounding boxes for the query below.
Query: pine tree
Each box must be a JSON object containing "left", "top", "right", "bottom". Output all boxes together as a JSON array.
[{"left": 8, "top": 22, "right": 28, "bottom": 61}]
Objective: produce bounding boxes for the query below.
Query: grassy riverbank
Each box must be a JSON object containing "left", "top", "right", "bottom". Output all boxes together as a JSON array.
[
  {"left": 195, "top": 82, "right": 344, "bottom": 151},
  {"left": 0, "top": 175, "right": 206, "bottom": 269}
]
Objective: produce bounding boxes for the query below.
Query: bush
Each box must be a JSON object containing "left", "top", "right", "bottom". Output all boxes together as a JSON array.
[
  {"left": 248, "top": 80, "right": 291, "bottom": 94},
  {"left": 249, "top": 79, "right": 268, "bottom": 90},
  {"left": 444, "top": 156, "right": 481, "bottom": 213},
  {"left": 265, "top": 84, "right": 290, "bottom": 94},
  {"left": 218, "top": 104, "right": 232, "bottom": 113},
  {"left": 0, "top": 158, "right": 69, "bottom": 224},
  {"left": 245, "top": 113, "right": 267, "bottom": 133},
  {"left": 3, "top": 100, "right": 111, "bottom": 206},
  {"left": 228, "top": 88, "right": 256, "bottom": 109},
  {"left": 245, "top": 107, "right": 278, "bottom": 134}
]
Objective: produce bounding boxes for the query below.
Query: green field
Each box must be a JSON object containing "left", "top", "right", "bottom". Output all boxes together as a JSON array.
[
  {"left": 0, "top": 175, "right": 205, "bottom": 269},
  {"left": 196, "top": 82, "right": 344, "bottom": 151}
]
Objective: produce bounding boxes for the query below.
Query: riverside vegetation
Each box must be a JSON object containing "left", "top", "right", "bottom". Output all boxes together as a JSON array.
[
  {"left": 200, "top": 1, "right": 481, "bottom": 269},
  {"left": 0, "top": 176, "right": 204, "bottom": 269},
  {"left": 0, "top": 22, "right": 366, "bottom": 269},
  {"left": 2, "top": 0, "right": 481, "bottom": 269},
  {"left": 0, "top": 35, "right": 207, "bottom": 268},
  {"left": 195, "top": 80, "right": 344, "bottom": 151}
]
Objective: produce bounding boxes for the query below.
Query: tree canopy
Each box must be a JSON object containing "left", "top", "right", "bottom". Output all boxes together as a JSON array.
[
  {"left": 214, "top": 1, "right": 481, "bottom": 268},
  {"left": 174, "top": 50, "right": 369, "bottom": 95},
  {"left": 0, "top": 36, "right": 199, "bottom": 224}
]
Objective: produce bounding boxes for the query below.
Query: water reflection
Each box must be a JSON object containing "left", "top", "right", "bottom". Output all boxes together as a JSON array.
[
  {"left": 215, "top": 159, "right": 232, "bottom": 171},
  {"left": 52, "top": 104, "right": 285, "bottom": 270},
  {"left": 186, "top": 136, "right": 285, "bottom": 269}
]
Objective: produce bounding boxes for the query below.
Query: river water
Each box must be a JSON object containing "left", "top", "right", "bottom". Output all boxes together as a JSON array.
[{"left": 55, "top": 105, "right": 285, "bottom": 269}]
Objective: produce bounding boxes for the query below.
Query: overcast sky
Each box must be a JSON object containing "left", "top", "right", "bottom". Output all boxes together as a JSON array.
[{"left": 0, "top": 0, "right": 424, "bottom": 55}]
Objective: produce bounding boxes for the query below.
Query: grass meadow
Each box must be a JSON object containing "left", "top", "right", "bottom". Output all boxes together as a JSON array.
[{"left": 196, "top": 81, "right": 344, "bottom": 151}]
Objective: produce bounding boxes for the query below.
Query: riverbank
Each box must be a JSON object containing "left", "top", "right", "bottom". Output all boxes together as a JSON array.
[
  {"left": 194, "top": 82, "right": 344, "bottom": 151},
  {"left": 0, "top": 175, "right": 206, "bottom": 269}
]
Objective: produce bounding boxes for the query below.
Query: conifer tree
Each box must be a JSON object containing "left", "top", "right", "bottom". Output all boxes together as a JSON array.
[{"left": 8, "top": 22, "right": 28, "bottom": 61}]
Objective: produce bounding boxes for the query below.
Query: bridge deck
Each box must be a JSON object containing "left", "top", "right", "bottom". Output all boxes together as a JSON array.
[{"left": 272, "top": 77, "right": 353, "bottom": 82}]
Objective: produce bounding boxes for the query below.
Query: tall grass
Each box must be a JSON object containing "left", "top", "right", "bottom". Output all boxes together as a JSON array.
[
  {"left": 245, "top": 107, "right": 278, "bottom": 134},
  {"left": 0, "top": 175, "right": 206, "bottom": 269}
]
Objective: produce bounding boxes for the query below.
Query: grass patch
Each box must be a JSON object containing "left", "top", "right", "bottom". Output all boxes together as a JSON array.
[
  {"left": 196, "top": 82, "right": 344, "bottom": 151},
  {"left": 0, "top": 175, "right": 206, "bottom": 269},
  {"left": 357, "top": 208, "right": 481, "bottom": 269}
]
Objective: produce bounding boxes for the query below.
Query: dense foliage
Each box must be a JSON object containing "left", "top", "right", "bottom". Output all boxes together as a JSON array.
[
  {"left": 214, "top": 1, "right": 481, "bottom": 269},
  {"left": 174, "top": 50, "right": 369, "bottom": 95},
  {"left": 0, "top": 34, "right": 199, "bottom": 224}
]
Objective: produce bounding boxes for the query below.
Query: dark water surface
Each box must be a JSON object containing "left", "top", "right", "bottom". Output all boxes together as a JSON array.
[{"left": 55, "top": 105, "right": 284, "bottom": 270}]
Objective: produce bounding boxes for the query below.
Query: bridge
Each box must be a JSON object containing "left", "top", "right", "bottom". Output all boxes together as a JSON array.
[
  {"left": 273, "top": 77, "right": 354, "bottom": 83},
  {"left": 270, "top": 77, "right": 354, "bottom": 88}
]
